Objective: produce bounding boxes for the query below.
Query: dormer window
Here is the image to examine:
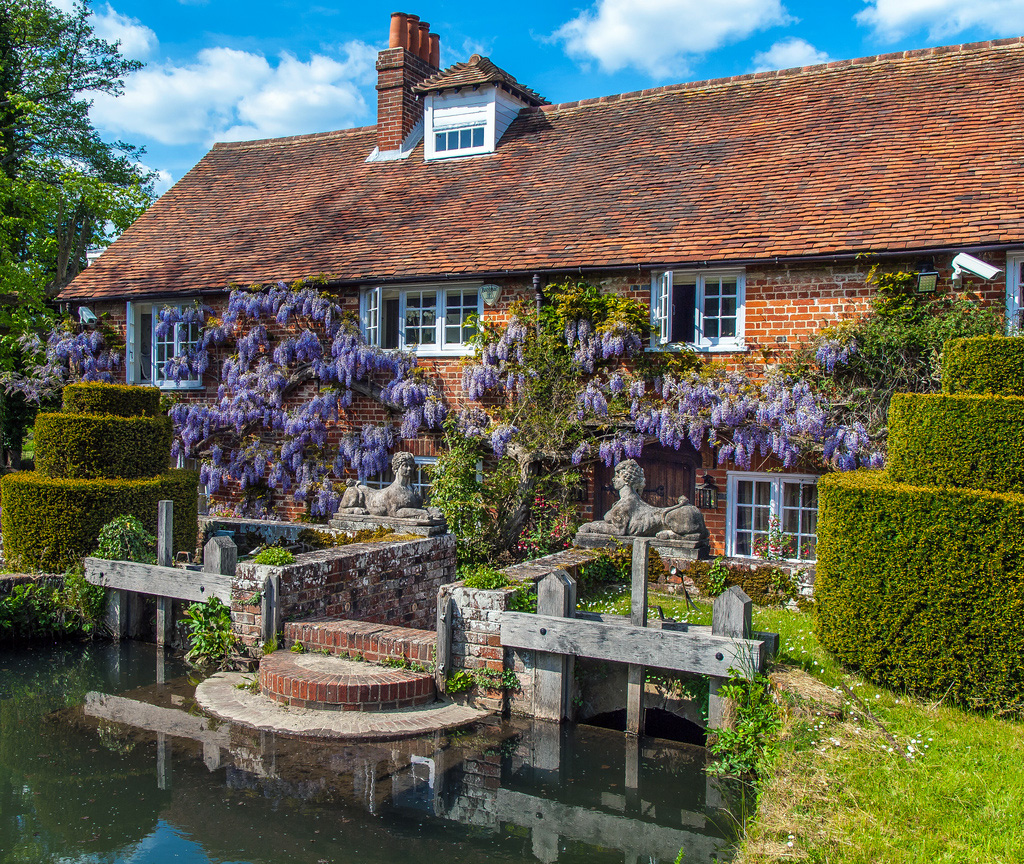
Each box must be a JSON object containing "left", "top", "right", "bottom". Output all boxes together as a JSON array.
[
  {"left": 435, "top": 124, "right": 485, "bottom": 154},
  {"left": 415, "top": 54, "right": 548, "bottom": 162}
]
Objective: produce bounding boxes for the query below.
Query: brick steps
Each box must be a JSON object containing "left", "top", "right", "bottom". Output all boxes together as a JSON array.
[
  {"left": 259, "top": 651, "right": 436, "bottom": 711},
  {"left": 284, "top": 618, "right": 435, "bottom": 666}
]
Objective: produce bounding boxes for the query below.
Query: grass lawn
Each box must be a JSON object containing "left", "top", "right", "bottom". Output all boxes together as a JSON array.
[{"left": 580, "top": 587, "right": 1024, "bottom": 864}]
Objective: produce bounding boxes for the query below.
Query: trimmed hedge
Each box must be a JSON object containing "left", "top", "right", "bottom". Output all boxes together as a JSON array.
[
  {"left": 0, "top": 470, "right": 199, "bottom": 573},
  {"left": 34, "top": 413, "right": 172, "bottom": 480},
  {"left": 815, "top": 470, "right": 1024, "bottom": 716},
  {"left": 941, "top": 335, "right": 1024, "bottom": 396},
  {"left": 62, "top": 382, "right": 161, "bottom": 417},
  {"left": 887, "top": 392, "right": 1024, "bottom": 494}
]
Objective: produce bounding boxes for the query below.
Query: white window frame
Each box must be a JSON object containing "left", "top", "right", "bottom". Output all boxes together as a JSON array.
[
  {"left": 126, "top": 300, "right": 203, "bottom": 390},
  {"left": 651, "top": 269, "right": 745, "bottom": 352},
  {"left": 725, "top": 471, "right": 819, "bottom": 563},
  {"left": 365, "top": 455, "right": 437, "bottom": 500},
  {"left": 358, "top": 283, "right": 482, "bottom": 356},
  {"left": 1007, "top": 252, "right": 1023, "bottom": 335}
]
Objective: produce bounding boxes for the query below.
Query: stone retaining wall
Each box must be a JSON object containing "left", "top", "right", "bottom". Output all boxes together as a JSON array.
[{"left": 231, "top": 534, "right": 456, "bottom": 647}]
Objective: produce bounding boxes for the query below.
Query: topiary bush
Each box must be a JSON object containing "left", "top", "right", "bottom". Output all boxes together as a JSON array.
[
  {"left": 887, "top": 392, "right": 1024, "bottom": 493},
  {"left": 61, "top": 382, "right": 161, "bottom": 417},
  {"left": 815, "top": 470, "right": 1024, "bottom": 717},
  {"left": 0, "top": 470, "right": 198, "bottom": 573},
  {"left": 94, "top": 515, "right": 156, "bottom": 564},
  {"left": 34, "top": 413, "right": 172, "bottom": 479},
  {"left": 941, "top": 335, "right": 1024, "bottom": 396}
]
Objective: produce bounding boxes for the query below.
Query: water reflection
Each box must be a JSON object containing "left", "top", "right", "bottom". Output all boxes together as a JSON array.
[{"left": 0, "top": 642, "right": 740, "bottom": 864}]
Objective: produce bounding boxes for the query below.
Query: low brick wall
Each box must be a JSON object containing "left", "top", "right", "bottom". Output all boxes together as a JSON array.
[
  {"left": 652, "top": 554, "right": 816, "bottom": 598},
  {"left": 231, "top": 534, "right": 456, "bottom": 648}
]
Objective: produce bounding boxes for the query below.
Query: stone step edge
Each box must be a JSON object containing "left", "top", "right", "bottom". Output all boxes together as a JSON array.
[
  {"left": 259, "top": 652, "right": 436, "bottom": 712},
  {"left": 284, "top": 618, "right": 436, "bottom": 666}
]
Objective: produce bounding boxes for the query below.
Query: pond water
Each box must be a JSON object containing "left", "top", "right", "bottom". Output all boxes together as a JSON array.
[{"left": 0, "top": 642, "right": 741, "bottom": 864}]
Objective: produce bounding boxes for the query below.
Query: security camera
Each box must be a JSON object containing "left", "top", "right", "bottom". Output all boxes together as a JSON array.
[
  {"left": 78, "top": 306, "right": 98, "bottom": 325},
  {"left": 952, "top": 253, "right": 1002, "bottom": 282}
]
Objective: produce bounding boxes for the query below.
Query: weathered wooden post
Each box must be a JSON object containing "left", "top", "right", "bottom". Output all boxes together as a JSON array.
[
  {"left": 204, "top": 535, "right": 237, "bottom": 578},
  {"left": 708, "top": 585, "right": 752, "bottom": 729},
  {"left": 260, "top": 571, "right": 280, "bottom": 644},
  {"left": 535, "top": 569, "right": 576, "bottom": 721},
  {"left": 155, "top": 500, "right": 174, "bottom": 646},
  {"left": 435, "top": 586, "right": 453, "bottom": 689},
  {"left": 626, "top": 538, "right": 650, "bottom": 737}
]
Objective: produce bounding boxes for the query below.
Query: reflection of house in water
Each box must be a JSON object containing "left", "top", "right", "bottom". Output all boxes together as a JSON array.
[{"left": 79, "top": 673, "right": 736, "bottom": 864}]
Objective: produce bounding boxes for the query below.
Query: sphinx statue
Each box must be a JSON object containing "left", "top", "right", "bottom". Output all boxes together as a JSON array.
[
  {"left": 337, "top": 452, "right": 441, "bottom": 521},
  {"left": 578, "top": 459, "right": 709, "bottom": 542}
]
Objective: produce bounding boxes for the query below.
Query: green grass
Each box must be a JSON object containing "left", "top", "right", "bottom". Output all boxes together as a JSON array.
[{"left": 581, "top": 589, "right": 1024, "bottom": 862}]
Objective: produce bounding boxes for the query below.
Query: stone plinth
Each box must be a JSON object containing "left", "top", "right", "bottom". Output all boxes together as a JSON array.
[
  {"left": 573, "top": 532, "right": 710, "bottom": 561},
  {"left": 329, "top": 512, "right": 447, "bottom": 537}
]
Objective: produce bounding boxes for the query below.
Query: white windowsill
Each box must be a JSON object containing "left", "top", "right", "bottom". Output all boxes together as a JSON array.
[{"left": 647, "top": 342, "right": 748, "bottom": 354}]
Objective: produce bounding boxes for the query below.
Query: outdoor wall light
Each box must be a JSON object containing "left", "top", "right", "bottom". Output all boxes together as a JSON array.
[
  {"left": 916, "top": 268, "right": 939, "bottom": 293},
  {"left": 694, "top": 473, "right": 719, "bottom": 510}
]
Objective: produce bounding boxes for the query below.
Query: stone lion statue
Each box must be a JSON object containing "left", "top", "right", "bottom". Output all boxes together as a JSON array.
[
  {"left": 337, "top": 452, "right": 440, "bottom": 520},
  {"left": 577, "top": 458, "right": 709, "bottom": 542}
]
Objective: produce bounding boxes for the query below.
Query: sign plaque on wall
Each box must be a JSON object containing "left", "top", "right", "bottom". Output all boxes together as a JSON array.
[{"left": 480, "top": 284, "right": 502, "bottom": 307}]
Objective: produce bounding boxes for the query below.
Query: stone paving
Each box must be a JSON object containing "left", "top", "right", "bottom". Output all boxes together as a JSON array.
[{"left": 196, "top": 672, "right": 490, "bottom": 740}]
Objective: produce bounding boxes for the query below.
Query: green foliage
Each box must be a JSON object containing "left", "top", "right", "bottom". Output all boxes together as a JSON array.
[
  {"left": 887, "top": 392, "right": 1024, "bottom": 493},
  {"left": 34, "top": 411, "right": 172, "bottom": 479},
  {"left": 379, "top": 655, "right": 410, "bottom": 669},
  {"left": 0, "top": 567, "right": 105, "bottom": 638},
  {"left": 707, "top": 557, "right": 730, "bottom": 597},
  {"left": 444, "top": 666, "right": 519, "bottom": 694},
  {"left": 94, "top": 515, "right": 156, "bottom": 563},
  {"left": 183, "top": 597, "right": 235, "bottom": 667},
  {"left": 460, "top": 565, "right": 512, "bottom": 590},
  {"left": 61, "top": 382, "right": 161, "bottom": 417},
  {"left": 707, "top": 672, "right": 782, "bottom": 777},
  {"left": 941, "top": 335, "right": 1024, "bottom": 396},
  {"left": 576, "top": 545, "right": 632, "bottom": 595},
  {"left": 514, "top": 493, "right": 579, "bottom": 559},
  {"left": 252, "top": 547, "right": 295, "bottom": 566},
  {"left": 815, "top": 470, "right": 1024, "bottom": 717},
  {"left": 444, "top": 669, "right": 475, "bottom": 693},
  {"left": 507, "top": 583, "right": 537, "bottom": 613},
  {"left": 0, "top": 469, "right": 199, "bottom": 572},
  {"left": 290, "top": 642, "right": 304, "bottom": 653},
  {"left": 426, "top": 419, "right": 488, "bottom": 565}
]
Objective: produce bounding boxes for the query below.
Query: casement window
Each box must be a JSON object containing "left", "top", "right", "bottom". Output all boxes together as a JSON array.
[
  {"left": 365, "top": 455, "right": 436, "bottom": 500},
  {"left": 1007, "top": 252, "right": 1024, "bottom": 334},
  {"left": 726, "top": 472, "right": 819, "bottom": 562},
  {"left": 434, "top": 124, "right": 485, "bottom": 154},
  {"left": 651, "top": 270, "right": 745, "bottom": 350},
  {"left": 359, "top": 285, "right": 481, "bottom": 354},
  {"left": 126, "top": 301, "right": 202, "bottom": 389}
]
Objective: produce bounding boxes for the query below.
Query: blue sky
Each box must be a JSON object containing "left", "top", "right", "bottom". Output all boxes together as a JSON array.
[{"left": 58, "top": 0, "right": 1024, "bottom": 194}]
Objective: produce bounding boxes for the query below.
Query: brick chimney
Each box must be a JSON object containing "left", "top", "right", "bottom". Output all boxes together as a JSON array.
[{"left": 376, "top": 12, "right": 440, "bottom": 153}]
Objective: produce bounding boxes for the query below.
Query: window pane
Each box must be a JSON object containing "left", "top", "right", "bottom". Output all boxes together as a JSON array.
[
  {"left": 460, "top": 128, "right": 471, "bottom": 148},
  {"left": 783, "top": 483, "right": 801, "bottom": 509},
  {"left": 735, "top": 532, "right": 751, "bottom": 556},
  {"left": 783, "top": 508, "right": 800, "bottom": 534},
  {"left": 721, "top": 296, "right": 737, "bottom": 317},
  {"left": 704, "top": 318, "right": 719, "bottom": 339},
  {"left": 472, "top": 127, "right": 484, "bottom": 147},
  {"left": 736, "top": 507, "right": 752, "bottom": 531},
  {"left": 404, "top": 292, "right": 437, "bottom": 347},
  {"left": 755, "top": 481, "right": 771, "bottom": 507},
  {"left": 737, "top": 480, "right": 752, "bottom": 505},
  {"left": 435, "top": 133, "right": 446, "bottom": 152},
  {"left": 447, "top": 131, "right": 458, "bottom": 149},
  {"left": 140, "top": 312, "right": 153, "bottom": 382}
]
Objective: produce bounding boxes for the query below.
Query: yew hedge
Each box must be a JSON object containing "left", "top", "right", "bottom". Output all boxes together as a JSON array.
[
  {"left": 61, "top": 381, "right": 161, "bottom": 417},
  {"left": 34, "top": 413, "right": 172, "bottom": 480},
  {"left": 941, "top": 335, "right": 1024, "bottom": 396}
]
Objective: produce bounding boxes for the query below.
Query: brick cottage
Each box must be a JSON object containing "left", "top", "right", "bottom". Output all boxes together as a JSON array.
[{"left": 59, "top": 12, "right": 1024, "bottom": 562}]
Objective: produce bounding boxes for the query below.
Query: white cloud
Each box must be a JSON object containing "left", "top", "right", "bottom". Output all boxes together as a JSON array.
[
  {"left": 138, "top": 163, "right": 174, "bottom": 197},
  {"left": 751, "top": 37, "right": 830, "bottom": 71},
  {"left": 52, "top": 0, "right": 157, "bottom": 59},
  {"left": 91, "top": 41, "right": 376, "bottom": 147},
  {"left": 554, "top": 0, "right": 793, "bottom": 77},
  {"left": 856, "top": 0, "right": 1024, "bottom": 42}
]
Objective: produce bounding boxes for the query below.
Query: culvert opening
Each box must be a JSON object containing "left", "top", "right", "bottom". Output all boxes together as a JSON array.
[{"left": 580, "top": 708, "right": 707, "bottom": 746}]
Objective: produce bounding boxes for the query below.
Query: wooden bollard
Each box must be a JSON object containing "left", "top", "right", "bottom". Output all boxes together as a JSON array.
[
  {"left": 626, "top": 538, "right": 650, "bottom": 737},
  {"left": 708, "top": 585, "right": 752, "bottom": 729},
  {"left": 535, "top": 570, "right": 576, "bottom": 721},
  {"left": 155, "top": 500, "right": 174, "bottom": 647}
]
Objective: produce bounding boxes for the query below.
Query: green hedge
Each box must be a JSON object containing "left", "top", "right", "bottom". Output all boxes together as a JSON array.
[
  {"left": 0, "top": 470, "right": 199, "bottom": 573},
  {"left": 941, "top": 335, "right": 1024, "bottom": 396},
  {"left": 34, "top": 413, "right": 172, "bottom": 480},
  {"left": 62, "top": 382, "right": 161, "bottom": 417},
  {"left": 887, "top": 392, "right": 1024, "bottom": 494},
  {"left": 815, "top": 470, "right": 1024, "bottom": 716}
]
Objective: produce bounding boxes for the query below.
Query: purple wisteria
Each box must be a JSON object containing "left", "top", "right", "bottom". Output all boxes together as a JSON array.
[
  {"left": 1, "top": 326, "right": 121, "bottom": 403},
  {"left": 162, "top": 284, "right": 445, "bottom": 516}
]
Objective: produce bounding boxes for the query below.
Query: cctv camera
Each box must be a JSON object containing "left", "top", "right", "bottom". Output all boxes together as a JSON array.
[
  {"left": 78, "top": 306, "right": 98, "bottom": 325},
  {"left": 952, "top": 253, "right": 1002, "bottom": 282}
]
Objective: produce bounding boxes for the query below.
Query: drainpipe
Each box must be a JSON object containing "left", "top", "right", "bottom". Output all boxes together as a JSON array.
[{"left": 533, "top": 274, "right": 543, "bottom": 335}]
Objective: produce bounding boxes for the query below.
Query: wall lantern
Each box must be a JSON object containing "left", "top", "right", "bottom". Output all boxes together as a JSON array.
[{"left": 694, "top": 473, "right": 719, "bottom": 510}]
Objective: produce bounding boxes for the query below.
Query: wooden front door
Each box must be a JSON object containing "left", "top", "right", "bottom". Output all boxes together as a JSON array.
[{"left": 593, "top": 444, "right": 701, "bottom": 521}]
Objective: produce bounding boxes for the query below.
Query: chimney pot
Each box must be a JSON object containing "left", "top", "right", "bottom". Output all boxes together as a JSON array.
[
  {"left": 417, "top": 22, "right": 431, "bottom": 61},
  {"left": 429, "top": 33, "right": 440, "bottom": 68},
  {"left": 389, "top": 12, "right": 408, "bottom": 49},
  {"left": 405, "top": 14, "right": 420, "bottom": 57}
]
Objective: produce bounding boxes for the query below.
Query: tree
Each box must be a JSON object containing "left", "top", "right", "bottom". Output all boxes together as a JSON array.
[{"left": 0, "top": 0, "right": 154, "bottom": 464}]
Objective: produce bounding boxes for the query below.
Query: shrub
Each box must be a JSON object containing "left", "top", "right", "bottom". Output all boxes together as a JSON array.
[
  {"left": 887, "top": 392, "right": 1024, "bottom": 493},
  {"left": 941, "top": 335, "right": 1024, "bottom": 396},
  {"left": 62, "top": 382, "right": 161, "bottom": 417},
  {"left": 0, "top": 470, "right": 199, "bottom": 572},
  {"left": 461, "top": 565, "right": 511, "bottom": 590},
  {"left": 678, "top": 558, "right": 797, "bottom": 607},
  {"left": 94, "top": 515, "right": 156, "bottom": 563},
  {"left": 815, "top": 470, "right": 1024, "bottom": 717},
  {"left": 183, "top": 597, "right": 235, "bottom": 667},
  {"left": 34, "top": 413, "right": 172, "bottom": 479},
  {"left": 252, "top": 547, "right": 295, "bottom": 566},
  {"left": 0, "top": 568, "right": 106, "bottom": 638}
]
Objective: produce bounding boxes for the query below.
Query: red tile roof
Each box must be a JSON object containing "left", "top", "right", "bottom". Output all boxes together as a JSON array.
[
  {"left": 414, "top": 54, "right": 548, "bottom": 106},
  {"left": 64, "top": 38, "right": 1024, "bottom": 301}
]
